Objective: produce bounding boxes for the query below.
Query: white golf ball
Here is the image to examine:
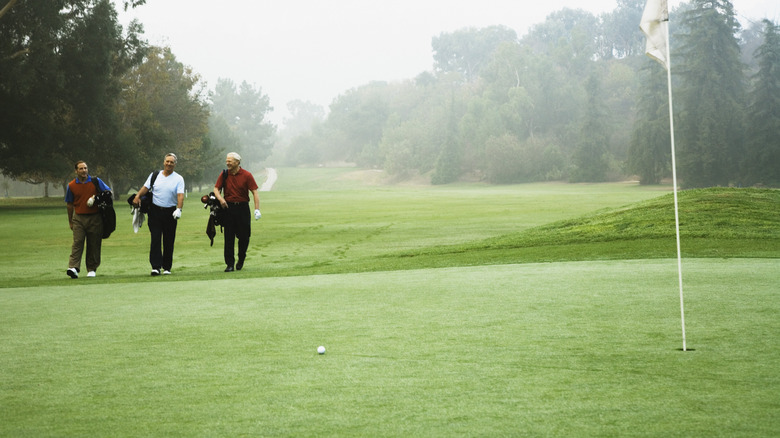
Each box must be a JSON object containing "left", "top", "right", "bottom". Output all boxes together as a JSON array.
[{"left": 317, "top": 346, "right": 326, "bottom": 354}]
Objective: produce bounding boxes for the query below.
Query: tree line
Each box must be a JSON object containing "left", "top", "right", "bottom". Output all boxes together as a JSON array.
[
  {"left": 278, "top": 0, "right": 779, "bottom": 188},
  {"left": 2, "top": 0, "right": 778, "bottom": 195},
  {"left": 0, "top": 0, "right": 275, "bottom": 196}
]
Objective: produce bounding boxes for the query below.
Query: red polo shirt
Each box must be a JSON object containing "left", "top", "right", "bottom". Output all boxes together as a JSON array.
[{"left": 216, "top": 168, "right": 258, "bottom": 203}]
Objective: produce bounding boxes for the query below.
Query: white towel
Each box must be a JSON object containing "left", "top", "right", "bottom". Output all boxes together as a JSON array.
[{"left": 131, "top": 206, "right": 145, "bottom": 233}]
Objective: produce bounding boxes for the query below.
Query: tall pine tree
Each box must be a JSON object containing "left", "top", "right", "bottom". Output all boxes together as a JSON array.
[
  {"left": 676, "top": 0, "right": 746, "bottom": 188},
  {"left": 570, "top": 73, "right": 610, "bottom": 182},
  {"left": 745, "top": 20, "right": 780, "bottom": 186},
  {"left": 628, "top": 61, "right": 670, "bottom": 185}
]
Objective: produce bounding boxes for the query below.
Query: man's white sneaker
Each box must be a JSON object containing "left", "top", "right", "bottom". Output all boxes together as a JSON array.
[
  {"left": 87, "top": 271, "right": 96, "bottom": 277},
  {"left": 151, "top": 269, "right": 160, "bottom": 276},
  {"left": 163, "top": 270, "right": 171, "bottom": 275},
  {"left": 66, "top": 268, "right": 79, "bottom": 279}
]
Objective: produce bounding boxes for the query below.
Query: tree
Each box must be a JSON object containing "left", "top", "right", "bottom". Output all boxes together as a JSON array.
[
  {"left": 628, "top": 61, "right": 671, "bottom": 184},
  {"left": 283, "top": 100, "right": 325, "bottom": 137},
  {"left": 0, "top": 0, "right": 145, "bottom": 192},
  {"left": 115, "top": 46, "right": 210, "bottom": 194},
  {"left": 209, "top": 79, "right": 276, "bottom": 165},
  {"left": 676, "top": 0, "right": 746, "bottom": 187},
  {"left": 523, "top": 8, "right": 600, "bottom": 75},
  {"left": 570, "top": 74, "right": 611, "bottom": 182},
  {"left": 744, "top": 20, "right": 780, "bottom": 186},
  {"left": 432, "top": 26, "right": 518, "bottom": 82},
  {"left": 326, "top": 82, "right": 390, "bottom": 165},
  {"left": 597, "top": 0, "right": 646, "bottom": 59}
]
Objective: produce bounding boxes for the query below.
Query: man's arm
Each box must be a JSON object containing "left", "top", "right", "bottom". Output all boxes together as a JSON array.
[
  {"left": 213, "top": 186, "right": 227, "bottom": 208},
  {"left": 251, "top": 188, "right": 260, "bottom": 211},
  {"left": 251, "top": 188, "right": 261, "bottom": 220},
  {"left": 67, "top": 203, "right": 75, "bottom": 230},
  {"left": 132, "top": 186, "right": 149, "bottom": 207}
]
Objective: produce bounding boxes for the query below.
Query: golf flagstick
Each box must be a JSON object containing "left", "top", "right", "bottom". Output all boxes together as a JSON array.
[
  {"left": 641, "top": 0, "right": 687, "bottom": 351},
  {"left": 665, "top": 22, "right": 686, "bottom": 352}
]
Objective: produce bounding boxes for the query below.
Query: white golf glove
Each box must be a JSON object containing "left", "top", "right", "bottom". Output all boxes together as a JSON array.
[
  {"left": 254, "top": 209, "right": 261, "bottom": 220},
  {"left": 172, "top": 208, "right": 182, "bottom": 220},
  {"left": 87, "top": 195, "right": 95, "bottom": 207}
]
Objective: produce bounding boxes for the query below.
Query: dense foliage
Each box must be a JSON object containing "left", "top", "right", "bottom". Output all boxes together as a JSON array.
[
  {"left": 1, "top": 1, "right": 778, "bottom": 191},
  {"left": 280, "top": 0, "right": 779, "bottom": 188},
  {"left": 0, "top": 0, "right": 274, "bottom": 195}
]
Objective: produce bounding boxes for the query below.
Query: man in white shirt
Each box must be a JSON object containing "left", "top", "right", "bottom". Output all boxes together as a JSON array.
[{"left": 133, "top": 153, "right": 185, "bottom": 276}]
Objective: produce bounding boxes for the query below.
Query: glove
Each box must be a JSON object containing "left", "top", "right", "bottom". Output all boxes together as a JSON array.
[
  {"left": 87, "top": 195, "right": 95, "bottom": 207},
  {"left": 254, "top": 209, "right": 262, "bottom": 220},
  {"left": 172, "top": 208, "right": 182, "bottom": 220}
]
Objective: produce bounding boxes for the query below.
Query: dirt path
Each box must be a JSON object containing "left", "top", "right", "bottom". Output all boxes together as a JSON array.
[{"left": 260, "top": 168, "right": 277, "bottom": 191}]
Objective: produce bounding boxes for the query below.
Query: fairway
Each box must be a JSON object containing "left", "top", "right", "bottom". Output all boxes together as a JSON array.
[
  {"left": 0, "top": 170, "right": 778, "bottom": 436},
  {"left": 1, "top": 259, "right": 777, "bottom": 436}
]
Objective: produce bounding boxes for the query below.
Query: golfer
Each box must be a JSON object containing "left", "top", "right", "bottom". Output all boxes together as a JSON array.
[
  {"left": 133, "top": 153, "right": 184, "bottom": 276},
  {"left": 212, "top": 152, "right": 261, "bottom": 272},
  {"left": 65, "top": 161, "right": 111, "bottom": 278}
]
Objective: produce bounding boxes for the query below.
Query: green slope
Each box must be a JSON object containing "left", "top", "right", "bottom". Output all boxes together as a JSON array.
[{"left": 385, "top": 188, "right": 780, "bottom": 268}]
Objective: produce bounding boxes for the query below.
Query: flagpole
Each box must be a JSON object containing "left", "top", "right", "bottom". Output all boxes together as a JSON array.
[{"left": 663, "top": 19, "right": 687, "bottom": 352}]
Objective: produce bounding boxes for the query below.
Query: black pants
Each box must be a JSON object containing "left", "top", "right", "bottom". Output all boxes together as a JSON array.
[
  {"left": 148, "top": 204, "right": 178, "bottom": 271},
  {"left": 223, "top": 202, "right": 251, "bottom": 267}
]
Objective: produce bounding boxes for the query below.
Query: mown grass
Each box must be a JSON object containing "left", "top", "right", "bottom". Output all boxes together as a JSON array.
[
  {"left": 0, "top": 169, "right": 778, "bottom": 436},
  {"left": 0, "top": 172, "right": 777, "bottom": 287},
  {"left": 1, "top": 174, "right": 672, "bottom": 287},
  {"left": 389, "top": 187, "right": 780, "bottom": 268},
  {"left": 1, "top": 260, "right": 778, "bottom": 437}
]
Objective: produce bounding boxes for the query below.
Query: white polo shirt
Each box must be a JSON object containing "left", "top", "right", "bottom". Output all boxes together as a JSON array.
[{"left": 144, "top": 171, "right": 185, "bottom": 208}]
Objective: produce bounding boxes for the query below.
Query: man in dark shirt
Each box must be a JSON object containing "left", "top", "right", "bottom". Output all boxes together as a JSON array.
[{"left": 212, "top": 152, "right": 261, "bottom": 272}]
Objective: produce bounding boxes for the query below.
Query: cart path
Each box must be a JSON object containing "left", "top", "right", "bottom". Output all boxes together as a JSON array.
[{"left": 260, "top": 167, "right": 277, "bottom": 191}]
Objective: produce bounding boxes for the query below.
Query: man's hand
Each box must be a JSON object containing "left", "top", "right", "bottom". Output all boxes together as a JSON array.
[
  {"left": 255, "top": 209, "right": 261, "bottom": 220},
  {"left": 172, "top": 208, "right": 182, "bottom": 220}
]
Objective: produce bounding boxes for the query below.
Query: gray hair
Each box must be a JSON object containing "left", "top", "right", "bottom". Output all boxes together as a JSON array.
[
  {"left": 165, "top": 153, "right": 178, "bottom": 164},
  {"left": 227, "top": 152, "right": 241, "bottom": 163}
]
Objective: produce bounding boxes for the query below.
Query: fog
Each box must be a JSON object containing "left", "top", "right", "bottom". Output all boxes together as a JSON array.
[{"left": 116, "top": 0, "right": 779, "bottom": 126}]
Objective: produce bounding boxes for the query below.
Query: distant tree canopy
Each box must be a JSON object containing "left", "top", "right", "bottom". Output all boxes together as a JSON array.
[
  {"left": 209, "top": 79, "right": 276, "bottom": 166},
  {"left": 3, "top": 0, "right": 778, "bottom": 192},
  {"left": 0, "top": 0, "right": 273, "bottom": 196},
  {"left": 0, "top": 0, "right": 146, "bottom": 188},
  {"left": 432, "top": 25, "right": 518, "bottom": 82},
  {"left": 281, "top": 0, "right": 779, "bottom": 188},
  {"left": 115, "top": 46, "right": 212, "bottom": 195}
]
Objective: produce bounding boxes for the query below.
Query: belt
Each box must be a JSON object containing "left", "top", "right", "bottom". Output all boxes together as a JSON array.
[
  {"left": 228, "top": 201, "right": 248, "bottom": 206},
  {"left": 152, "top": 204, "right": 176, "bottom": 210}
]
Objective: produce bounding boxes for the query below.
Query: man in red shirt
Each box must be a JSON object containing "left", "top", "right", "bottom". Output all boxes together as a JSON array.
[
  {"left": 65, "top": 161, "right": 111, "bottom": 278},
  {"left": 212, "top": 152, "right": 261, "bottom": 272}
]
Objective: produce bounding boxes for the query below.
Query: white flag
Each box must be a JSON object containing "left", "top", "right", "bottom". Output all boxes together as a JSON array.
[{"left": 640, "top": 0, "right": 669, "bottom": 69}]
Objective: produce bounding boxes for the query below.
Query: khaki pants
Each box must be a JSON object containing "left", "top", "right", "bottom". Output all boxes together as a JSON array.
[{"left": 69, "top": 213, "right": 103, "bottom": 272}]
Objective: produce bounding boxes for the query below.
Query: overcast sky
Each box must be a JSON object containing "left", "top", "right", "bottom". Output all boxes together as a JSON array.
[{"left": 116, "top": 0, "right": 779, "bottom": 126}]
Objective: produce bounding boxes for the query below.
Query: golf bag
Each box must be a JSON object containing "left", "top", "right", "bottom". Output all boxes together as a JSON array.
[
  {"left": 201, "top": 170, "right": 229, "bottom": 246},
  {"left": 91, "top": 178, "right": 115, "bottom": 239},
  {"left": 201, "top": 191, "right": 225, "bottom": 246},
  {"left": 127, "top": 170, "right": 160, "bottom": 214}
]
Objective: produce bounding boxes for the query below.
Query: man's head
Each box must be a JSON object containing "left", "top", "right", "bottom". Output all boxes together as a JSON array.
[
  {"left": 75, "top": 161, "right": 88, "bottom": 181},
  {"left": 163, "top": 153, "right": 177, "bottom": 174},
  {"left": 226, "top": 152, "right": 241, "bottom": 173}
]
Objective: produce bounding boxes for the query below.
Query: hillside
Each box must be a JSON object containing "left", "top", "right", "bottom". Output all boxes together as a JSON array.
[{"left": 389, "top": 188, "right": 780, "bottom": 268}]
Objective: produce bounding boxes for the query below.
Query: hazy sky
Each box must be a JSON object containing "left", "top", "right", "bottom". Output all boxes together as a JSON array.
[{"left": 116, "top": 0, "right": 779, "bottom": 126}]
